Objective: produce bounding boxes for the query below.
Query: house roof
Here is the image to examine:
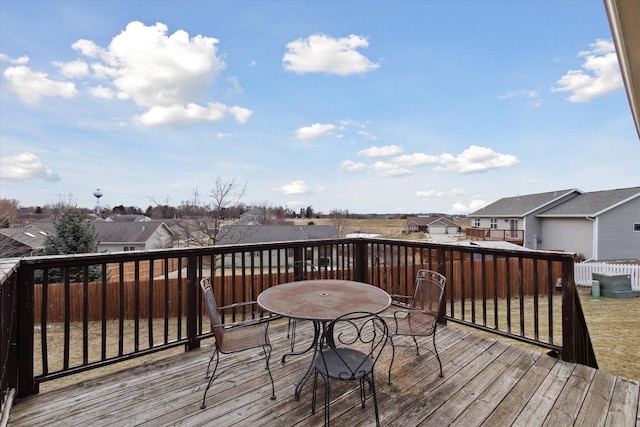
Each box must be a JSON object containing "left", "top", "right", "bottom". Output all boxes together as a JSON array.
[
  {"left": 537, "top": 186, "right": 640, "bottom": 217},
  {"left": 469, "top": 189, "right": 580, "bottom": 217},
  {"left": 93, "top": 221, "right": 172, "bottom": 244},
  {"left": 216, "top": 225, "right": 338, "bottom": 245},
  {"left": 407, "top": 216, "right": 458, "bottom": 227},
  {"left": 0, "top": 221, "right": 57, "bottom": 250},
  {"left": 104, "top": 215, "right": 151, "bottom": 222},
  {"left": 605, "top": 0, "right": 640, "bottom": 140}
]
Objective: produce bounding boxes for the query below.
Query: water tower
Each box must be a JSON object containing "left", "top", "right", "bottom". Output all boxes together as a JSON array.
[{"left": 93, "top": 189, "right": 103, "bottom": 216}]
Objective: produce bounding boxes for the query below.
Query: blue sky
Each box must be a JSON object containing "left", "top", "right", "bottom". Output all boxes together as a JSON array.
[{"left": 1, "top": 1, "right": 638, "bottom": 215}]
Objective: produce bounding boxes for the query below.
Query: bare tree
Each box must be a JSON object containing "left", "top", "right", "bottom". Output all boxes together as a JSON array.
[
  {"left": 171, "top": 178, "right": 247, "bottom": 247},
  {"left": 44, "top": 193, "right": 80, "bottom": 218},
  {"left": 329, "top": 209, "right": 351, "bottom": 238},
  {"left": 0, "top": 199, "right": 19, "bottom": 228}
]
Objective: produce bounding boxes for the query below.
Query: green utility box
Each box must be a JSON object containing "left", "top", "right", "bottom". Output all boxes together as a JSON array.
[{"left": 591, "top": 272, "right": 640, "bottom": 298}]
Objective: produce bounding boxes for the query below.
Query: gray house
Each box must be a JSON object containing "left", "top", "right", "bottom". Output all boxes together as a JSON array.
[
  {"left": 469, "top": 187, "right": 640, "bottom": 261},
  {"left": 536, "top": 187, "right": 640, "bottom": 261},
  {"left": 468, "top": 189, "right": 581, "bottom": 248},
  {"left": 216, "top": 224, "right": 338, "bottom": 267},
  {"left": 93, "top": 221, "right": 175, "bottom": 252}
]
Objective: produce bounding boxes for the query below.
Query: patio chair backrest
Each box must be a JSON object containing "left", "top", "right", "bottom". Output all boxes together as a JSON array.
[
  {"left": 320, "top": 311, "right": 389, "bottom": 379},
  {"left": 411, "top": 269, "right": 446, "bottom": 314},
  {"left": 200, "top": 277, "right": 225, "bottom": 343},
  {"left": 287, "top": 260, "right": 318, "bottom": 281}
]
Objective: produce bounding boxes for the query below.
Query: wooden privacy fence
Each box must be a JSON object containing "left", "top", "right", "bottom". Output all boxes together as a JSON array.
[
  {"left": 33, "top": 269, "right": 343, "bottom": 324},
  {"left": 34, "top": 258, "right": 561, "bottom": 324},
  {"left": 446, "top": 256, "right": 563, "bottom": 300}
]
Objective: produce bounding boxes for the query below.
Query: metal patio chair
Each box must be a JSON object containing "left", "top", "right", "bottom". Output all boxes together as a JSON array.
[
  {"left": 285, "top": 260, "right": 319, "bottom": 351},
  {"left": 199, "top": 277, "right": 275, "bottom": 409},
  {"left": 311, "top": 311, "right": 389, "bottom": 426},
  {"left": 386, "top": 269, "right": 446, "bottom": 383}
]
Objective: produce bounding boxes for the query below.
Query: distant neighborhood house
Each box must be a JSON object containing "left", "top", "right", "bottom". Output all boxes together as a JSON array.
[
  {"left": 93, "top": 221, "right": 175, "bottom": 252},
  {"left": 216, "top": 224, "right": 338, "bottom": 267},
  {"left": 0, "top": 221, "right": 56, "bottom": 257},
  {"left": 468, "top": 186, "right": 640, "bottom": 261},
  {"left": 0, "top": 219, "right": 175, "bottom": 257},
  {"left": 406, "top": 216, "right": 459, "bottom": 234}
]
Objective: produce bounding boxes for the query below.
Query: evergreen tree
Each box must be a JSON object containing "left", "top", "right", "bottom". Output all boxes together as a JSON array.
[
  {"left": 45, "top": 208, "right": 99, "bottom": 255},
  {"left": 42, "top": 208, "right": 101, "bottom": 283}
]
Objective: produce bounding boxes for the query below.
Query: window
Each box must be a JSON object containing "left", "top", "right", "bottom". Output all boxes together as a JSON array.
[
  {"left": 490, "top": 218, "right": 497, "bottom": 229},
  {"left": 634, "top": 223, "right": 640, "bottom": 232},
  {"left": 123, "top": 246, "right": 136, "bottom": 251},
  {"left": 473, "top": 218, "right": 480, "bottom": 228}
]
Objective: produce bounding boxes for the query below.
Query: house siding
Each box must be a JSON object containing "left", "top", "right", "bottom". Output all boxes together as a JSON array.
[
  {"left": 540, "top": 218, "right": 594, "bottom": 259},
  {"left": 597, "top": 197, "right": 640, "bottom": 260}
]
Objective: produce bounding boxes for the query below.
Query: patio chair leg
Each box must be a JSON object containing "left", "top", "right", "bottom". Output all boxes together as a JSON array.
[
  {"left": 369, "top": 376, "right": 381, "bottom": 427},
  {"left": 388, "top": 337, "right": 396, "bottom": 384},
  {"left": 311, "top": 371, "right": 318, "bottom": 414},
  {"left": 205, "top": 345, "right": 219, "bottom": 378},
  {"left": 201, "top": 348, "right": 220, "bottom": 409},
  {"left": 433, "top": 333, "right": 443, "bottom": 377},
  {"left": 263, "top": 344, "right": 276, "bottom": 400},
  {"left": 323, "top": 378, "right": 330, "bottom": 426},
  {"left": 413, "top": 336, "right": 420, "bottom": 355}
]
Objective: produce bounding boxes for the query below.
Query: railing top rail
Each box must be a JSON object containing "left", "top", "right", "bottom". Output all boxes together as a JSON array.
[
  {"left": 13, "top": 237, "right": 577, "bottom": 269},
  {"left": 0, "top": 258, "right": 21, "bottom": 285}
]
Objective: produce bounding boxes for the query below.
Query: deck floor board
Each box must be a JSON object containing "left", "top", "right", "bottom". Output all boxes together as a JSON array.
[{"left": 8, "top": 317, "right": 640, "bottom": 426}]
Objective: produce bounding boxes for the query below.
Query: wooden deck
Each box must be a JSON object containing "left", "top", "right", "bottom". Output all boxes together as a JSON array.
[{"left": 7, "top": 317, "right": 640, "bottom": 426}]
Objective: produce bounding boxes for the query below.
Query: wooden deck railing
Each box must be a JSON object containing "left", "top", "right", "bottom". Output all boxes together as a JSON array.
[
  {"left": 0, "top": 238, "right": 596, "bottom": 416},
  {"left": 466, "top": 228, "right": 524, "bottom": 242}
]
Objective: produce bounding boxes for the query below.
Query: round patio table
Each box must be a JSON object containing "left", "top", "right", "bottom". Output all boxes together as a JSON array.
[{"left": 257, "top": 279, "right": 391, "bottom": 399}]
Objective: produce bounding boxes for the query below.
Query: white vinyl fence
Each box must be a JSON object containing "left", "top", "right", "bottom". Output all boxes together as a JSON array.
[{"left": 574, "top": 262, "right": 640, "bottom": 290}]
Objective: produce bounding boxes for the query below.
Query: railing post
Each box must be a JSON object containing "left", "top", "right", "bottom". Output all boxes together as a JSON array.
[
  {"left": 561, "top": 257, "right": 576, "bottom": 363},
  {"left": 186, "top": 254, "right": 199, "bottom": 351},
  {"left": 436, "top": 247, "right": 447, "bottom": 324},
  {"left": 561, "top": 256, "right": 598, "bottom": 367},
  {"left": 16, "top": 264, "right": 35, "bottom": 397},
  {"left": 353, "top": 239, "right": 368, "bottom": 283}
]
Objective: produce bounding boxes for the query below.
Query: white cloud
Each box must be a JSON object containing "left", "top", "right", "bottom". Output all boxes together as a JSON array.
[
  {"left": 357, "top": 130, "right": 378, "bottom": 140},
  {"left": 372, "top": 162, "right": 410, "bottom": 177},
  {"left": 416, "top": 188, "right": 468, "bottom": 198},
  {"left": 225, "top": 76, "right": 243, "bottom": 97},
  {"left": 0, "top": 152, "right": 60, "bottom": 182},
  {"left": 3, "top": 65, "right": 78, "bottom": 104},
  {"left": 134, "top": 102, "right": 229, "bottom": 127},
  {"left": 276, "top": 180, "right": 309, "bottom": 195},
  {"left": 283, "top": 34, "right": 380, "bottom": 76},
  {"left": 436, "top": 145, "right": 519, "bottom": 173},
  {"left": 395, "top": 145, "right": 519, "bottom": 174},
  {"left": 296, "top": 123, "right": 337, "bottom": 139},
  {"left": 449, "top": 199, "right": 488, "bottom": 215},
  {"left": 0, "top": 53, "right": 29, "bottom": 65},
  {"left": 94, "top": 22, "right": 225, "bottom": 108},
  {"left": 87, "top": 85, "right": 115, "bottom": 99},
  {"left": 54, "top": 59, "right": 90, "bottom": 78},
  {"left": 358, "top": 145, "right": 402, "bottom": 158},
  {"left": 393, "top": 152, "right": 440, "bottom": 166},
  {"left": 5, "top": 22, "right": 245, "bottom": 126},
  {"left": 227, "top": 106, "right": 253, "bottom": 123},
  {"left": 71, "top": 39, "right": 102, "bottom": 58},
  {"left": 339, "top": 160, "right": 367, "bottom": 172},
  {"left": 552, "top": 39, "right": 622, "bottom": 102},
  {"left": 68, "top": 21, "right": 248, "bottom": 127},
  {"left": 498, "top": 89, "right": 542, "bottom": 107}
]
